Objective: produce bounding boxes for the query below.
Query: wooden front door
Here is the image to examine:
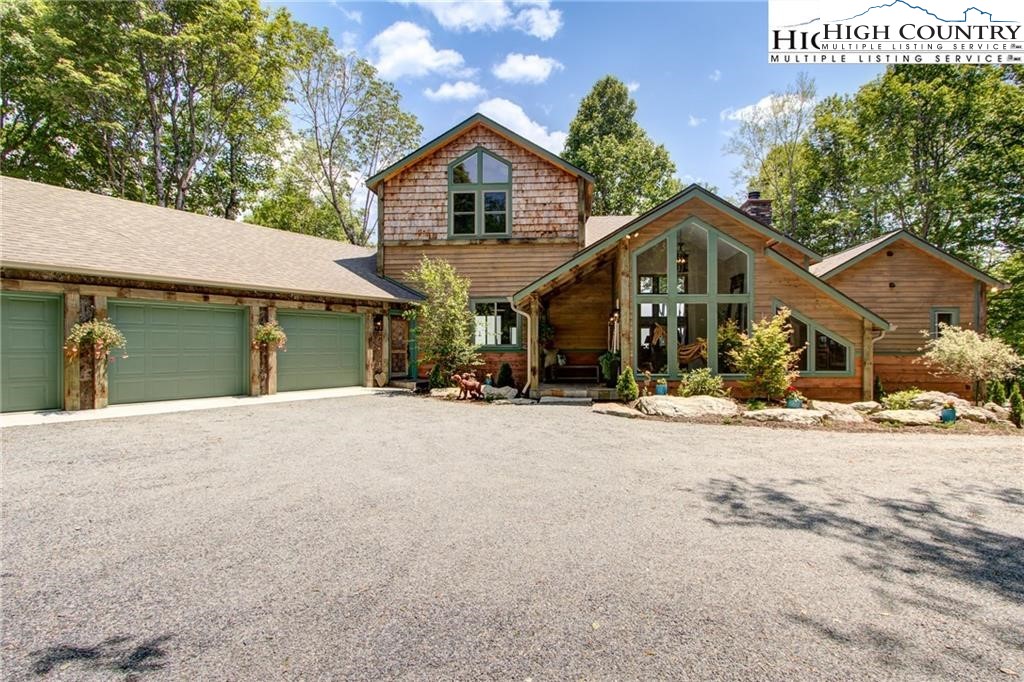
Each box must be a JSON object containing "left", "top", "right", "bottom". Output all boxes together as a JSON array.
[{"left": 390, "top": 317, "right": 409, "bottom": 377}]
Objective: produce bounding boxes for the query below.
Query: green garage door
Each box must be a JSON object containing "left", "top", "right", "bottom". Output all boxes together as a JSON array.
[
  {"left": 0, "top": 292, "right": 62, "bottom": 412},
  {"left": 277, "top": 310, "right": 363, "bottom": 391},
  {"left": 108, "top": 300, "right": 247, "bottom": 404}
]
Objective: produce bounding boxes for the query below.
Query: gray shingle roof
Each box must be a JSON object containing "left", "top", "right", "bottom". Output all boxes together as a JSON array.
[
  {"left": 809, "top": 232, "right": 895, "bottom": 277},
  {"left": 584, "top": 215, "right": 636, "bottom": 246},
  {"left": 0, "top": 177, "right": 417, "bottom": 302}
]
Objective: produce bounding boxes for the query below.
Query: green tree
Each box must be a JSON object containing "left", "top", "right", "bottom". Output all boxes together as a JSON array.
[
  {"left": 616, "top": 365, "right": 639, "bottom": 402},
  {"left": 289, "top": 25, "right": 421, "bottom": 245},
  {"left": 988, "top": 252, "right": 1024, "bottom": 361},
  {"left": 402, "top": 258, "right": 480, "bottom": 379},
  {"left": 563, "top": 76, "right": 681, "bottom": 215},
  {"left": 729, "top": 308, "right": 804, "bottom": 402}
]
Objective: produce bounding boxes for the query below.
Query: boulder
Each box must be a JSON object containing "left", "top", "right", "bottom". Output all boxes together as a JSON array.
[
  {"left": 908, "top": 391, "right": 970, "bottom": 410},
  {"left": 592, "top": 402, "right": 643, "bottom": 419},
  {"left": 809, "top": 400, "right": 866, "bottom": 423},
  {"left": 954, "top": 405, "right": 1000, "bottom": 423},
  {"left": 634, "top": 395, "right": 741, "bottom": 420},
  {"left": 482, "top": 384, "right": 518, "bottom": 400},
  {"left": 430, "top": 387, "right": 460, "bottom": 400},
  {"left": 869, "top": 409, "right": 940, "bottom": 426},
  {"left": 742, "top": 408, "right": 827, "bottom": 425},
  {"left": 373, "top": 371, "right": 388, "bottom": 388},
  {"left": 984, "top": 402, "right": 1011, "bottom": 420},
  {"left": 849, "top": 401, "right": 881, "bottom": 414}
]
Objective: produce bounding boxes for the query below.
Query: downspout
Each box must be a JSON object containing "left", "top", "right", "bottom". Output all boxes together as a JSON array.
[{"left": 510, "top": 297, "right": 534, "bottom": 396}]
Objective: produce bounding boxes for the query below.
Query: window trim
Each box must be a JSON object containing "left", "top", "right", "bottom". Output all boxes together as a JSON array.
[
  {"left": 773, "top": 300, "right": 856, "bottom": 377},
  {"left": 471, "top": 298, "right": 523, "bottom": 350},
  {"left": 631, "top": 216, "right": 755, "bottom": 378},
  {"left": 447, "top": 147, "right": 512, "bottom": 239},
  {"left": 930, "top": 307, "right": 960, "bottom": 338}
]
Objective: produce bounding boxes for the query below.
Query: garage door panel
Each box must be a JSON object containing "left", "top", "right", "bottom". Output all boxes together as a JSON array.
[
  {"left": 1, "top": 293, "right": 62, "bottom": 412},
  {"left": 108, "top": 301, "right": 247, "bottom": 404},
  {"left": 277, "top": 311, "right": 363, "bottom": 391}
]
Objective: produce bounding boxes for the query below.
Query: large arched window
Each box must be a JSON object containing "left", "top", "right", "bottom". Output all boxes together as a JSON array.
[
  {"left": 632, "top": 217, "right": 754, "bottom": 377},
  {"left": 448, "top": 148, "right": 511, "bottom": 237}
]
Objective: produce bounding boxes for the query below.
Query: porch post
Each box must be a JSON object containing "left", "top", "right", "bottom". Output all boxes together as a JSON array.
[
  {"left": 528, "top": 296, "right": 542, "bottom": 392},
  {"left": 617, "top": 239, "right": 632, "bottom": 371},
  {"left": 862, "top": 319, "right": 874, "bottom": 402}
]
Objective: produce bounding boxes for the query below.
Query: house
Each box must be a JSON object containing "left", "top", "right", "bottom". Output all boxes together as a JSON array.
[
  {"left": 369, "top": 114, "right": 1003, "bottom": 401},
  {"left": 0, "top": 177, "right": 418, "bottom": 413}
]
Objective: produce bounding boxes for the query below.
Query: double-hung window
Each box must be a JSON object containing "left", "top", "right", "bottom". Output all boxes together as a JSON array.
[
  {"left": 931, "top": 308, "right": 959, "bottom": 338},
  {"left": 449, "top": 148, "right": 511, "bottom": 237}
]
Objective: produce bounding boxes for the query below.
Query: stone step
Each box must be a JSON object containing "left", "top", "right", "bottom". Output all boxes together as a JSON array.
[
  {"left": 538, "top": 396, "right": 593, "bottom": 406},
  {"left": 388, "top": 379, "right": 429, "bottom": 393}
]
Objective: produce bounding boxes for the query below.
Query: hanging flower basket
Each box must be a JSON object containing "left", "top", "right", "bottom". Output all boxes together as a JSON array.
[
  {"left": 64, "top": 319, "right": 127, "bottom": 362},
  {"left": 252, "top": 321, "right": 287, "bottom": 352}
]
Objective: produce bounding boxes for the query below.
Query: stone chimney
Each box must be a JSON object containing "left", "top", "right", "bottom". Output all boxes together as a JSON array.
[{"left": 739, "top": 190, "right": 773, "bottom": 227}]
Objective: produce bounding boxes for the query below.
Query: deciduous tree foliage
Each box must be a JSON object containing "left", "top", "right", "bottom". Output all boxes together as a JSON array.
[
  {"left": 563, "top": 76, "right": 681, "bottom": 215},
  {"left": 402, "top": 257, "right": 481, "bottom": 378}
]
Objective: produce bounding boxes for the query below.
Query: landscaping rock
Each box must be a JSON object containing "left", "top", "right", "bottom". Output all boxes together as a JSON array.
[
  {"left": 954, "top": 405, "right": 1000, "bottom": 423},
  {"left": 742, "top": 408, "right": 827, "bottom": 425},
  {"left": 984, "top": 402, "right": 1011, "bottom": 420},
  {"left": 430, "top": 387, "right": 460, "bottom": 400},
  {"left": 482, "top": 385, "right": 518, "bottom": 401},
  {"left": 591, "top": 402, "right": 643, "bottom": 419},
  {"left": 869, "top": 409, "right": 940, "bottom": 426},
  {"left": 493, "top": 398, "right": 537, "bottom": 406},
  {"left": 809, "top": 400, "right": 866, "bottom": 423},
  {"left": 849, "top": 401, "right": 881, "bottom": 414},
  {"left": 634, "top": 395, "right": 741, "bottom": 420},
  {"left": 538, "top": 396, "right": 592, "bottom": 406},
  {"left": 908, "top": 391, "right": 970, "bottom": 410}
]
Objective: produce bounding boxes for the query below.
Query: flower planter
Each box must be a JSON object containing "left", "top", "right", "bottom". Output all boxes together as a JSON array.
[
  {"left": 940, "top": 407, "right": 957, "bottom": 423},
  {"left": 655, "top": 384, "right": 669, "bottom": 396},
  {"left": 785, "top": 398, "right": 803, "bottom": 409}
]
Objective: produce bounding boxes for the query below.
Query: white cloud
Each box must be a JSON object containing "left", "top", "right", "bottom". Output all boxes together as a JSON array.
[
  {"left": 339, "top": 31, "right": 359, "bottom": 53},
  {"left": 720, "top": 93, "right": 811, "bottom": 122},
  {"left": 708, "top": 69, "right": 721, "bottom": 82},
  {"left": 329, "top": 1, "right": 363, "bottom": 23},
  {"left": 626, "top": 81, "right": 640, "bottom": 93},
  {"left": 688, "top": 115, "right": 705, "bottom": 127},
  {"left": 369, "top": 22, "right": 471, "bottom": 80},
  {"left": 407, "top": 0, "right": 562, "bottom": 39},
  {"left": 424, "top": 81, "right": 487, "bottom": 101},
  {"left": 476, "top": 98, "right": 567, "bottom": 152},
  {"left": 492, "top": 53, "right": 563, "bottom": 84}
]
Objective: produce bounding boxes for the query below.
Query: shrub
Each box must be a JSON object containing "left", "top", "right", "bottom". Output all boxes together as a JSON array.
[
  {"left": 746, "top": 399, "right": 768, "bottom": 411},
  {"left": 728, "top": 308, "right": 803, "bottom": 402},
  {"left": 676, "top": 368, "right": 727, "bottom": 397},
  {"left": 873, "top": 375, "right": 885, "bottom": 402},
  {"left": 1010, "top": 383, "right": 1023, "bottom": 428},
  {"left": 616, "top": 365, "right": 639, "bottom": 402},
  {"left": 428, "top": 363, "right": 448, "bottom": 389},
  {"left": 598, "top": 351, "right": 620, "bottom": 382},
  {"left": 881, "top": 388, "right": 922, "bottom": 410},
  {"left": 496, "top": 362, "right": 515, "bottom": 388},
  {"left": 918, "top": 326, "right": 1023, "bottom": 397},
  {"left": 64, "top": 319, "right": 127, "bottom": 361},
  {"left": 988, "top": 380, "right": 1007, "bottom": 406},
  {"left": 404, "top": 257, "right": 481, "bottom": 379}
]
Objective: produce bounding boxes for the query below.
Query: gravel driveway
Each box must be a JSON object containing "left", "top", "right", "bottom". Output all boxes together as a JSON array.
[{"left": 2, "top": 394, "right": 1021, "bottom": 680}]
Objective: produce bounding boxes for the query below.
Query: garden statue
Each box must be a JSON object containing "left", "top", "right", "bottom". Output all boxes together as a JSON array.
[{"left": 451, "top": 372, "right": 484, "bottom": 400}]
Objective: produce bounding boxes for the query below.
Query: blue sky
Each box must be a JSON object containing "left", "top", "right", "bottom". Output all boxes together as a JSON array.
[{"left": 270, "top": 1, "right": 884, "bottom": 198}]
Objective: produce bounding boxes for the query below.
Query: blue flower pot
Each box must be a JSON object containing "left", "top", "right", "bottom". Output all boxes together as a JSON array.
[
  {"left": 655, "top": 384, "right": 669, "bottom": 395},
  {"left": 940, "top": 407, "right": 957, "bottom": 423},
  {"left": 786, "top": 398, "right": 803, "bottom": 409}
]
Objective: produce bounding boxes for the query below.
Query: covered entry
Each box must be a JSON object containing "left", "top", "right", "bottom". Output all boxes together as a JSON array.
[
  {"left": 108, "top": 300, "right": 248, "bottom": 404},
  {"left": 276, "top": 310, "right": 363, "bottom": 391},
  {"left": 0, "top": 292, "right": 62, "bottom": 412}
]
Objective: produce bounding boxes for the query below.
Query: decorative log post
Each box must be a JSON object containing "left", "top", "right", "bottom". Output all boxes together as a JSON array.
[
  {"left": 248, "top": 304, "right": 261, "bottom": 396},
  {"left": 92, "top": 296, "right": 109, "bottom": 409},
  {"left": 266, "top": 305, "right": 278, "bottom": 395},
  {"left": 63, "top": 290, "right": 81, "bottom": 411}
]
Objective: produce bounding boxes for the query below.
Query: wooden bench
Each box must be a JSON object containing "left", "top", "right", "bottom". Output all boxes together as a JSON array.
[{"left": 551, "top": 364, "right": 600, "bottom": 383}]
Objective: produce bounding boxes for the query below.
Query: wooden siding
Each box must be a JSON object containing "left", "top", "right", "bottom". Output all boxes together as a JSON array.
[
  {"left": 380, "top": 123, "right": 580, "bottom": 242},
  {"left": 383, "top": 242, "right": 579, "bottom": 298},
  {"left": 547, "top": 263, "right": 614, "bottom": 353},
  {"left": 874, "top": 353, "right": 976, "bottom": 398},
  {"left": 826, "top": 239, "right": 979, "bottom": 354}
]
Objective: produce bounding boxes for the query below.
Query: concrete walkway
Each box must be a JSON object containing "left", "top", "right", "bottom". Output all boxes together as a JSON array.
[{"left": 0, "top": 386, "right": 404, "bottom": 428}]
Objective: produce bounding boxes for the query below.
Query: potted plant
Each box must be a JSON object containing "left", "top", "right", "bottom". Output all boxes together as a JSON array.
[
  {"left": 940, "top": 400, "right": 957, "bottom": 424},
  {"left": 252, "top": 321, "right": 287, "bottom": 352},
  {"left": 655, "top": 378, "right": 669, "bottom": 395},
  {"left": 784, "top": 385, "right": 804, "bottom": 409},
  {"left": 598, "top": 350, "right": 620, "bottom": 388},
  {"left": 484, "top": 372, "right": 493, "bottom": 386}
]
